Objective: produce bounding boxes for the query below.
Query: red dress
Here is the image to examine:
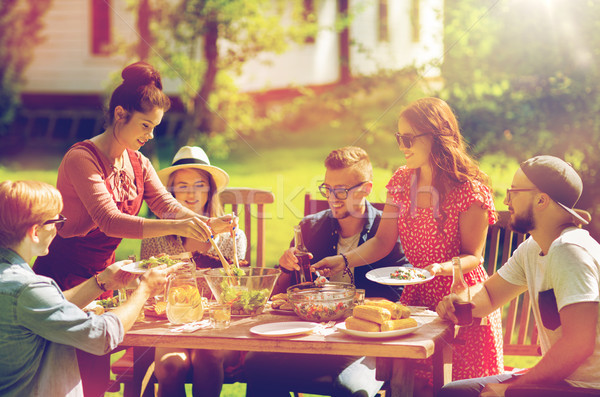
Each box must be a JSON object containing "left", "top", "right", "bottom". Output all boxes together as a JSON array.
[{"left": 386, "top": 167, "right": 504, "bottom": 380}]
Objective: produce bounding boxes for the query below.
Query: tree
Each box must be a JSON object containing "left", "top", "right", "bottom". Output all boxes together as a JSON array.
[
  {"left": 124, "top": 0, "right": 320, "bottom": 154},
  {"left": 440, "top": 0, "right": 600, "bottom": 239},
  {"left": 0, "top": 0, "right": 52, "bottom": 135}
]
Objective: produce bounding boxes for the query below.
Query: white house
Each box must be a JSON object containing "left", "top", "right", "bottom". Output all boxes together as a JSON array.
[{"left": 22, "top": 0, "right": 444, "bottom": 99}]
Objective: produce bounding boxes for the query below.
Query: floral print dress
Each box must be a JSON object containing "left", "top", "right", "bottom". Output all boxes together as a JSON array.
[{"left": 386, "top": 167, "right": 504, "bottom": 380}]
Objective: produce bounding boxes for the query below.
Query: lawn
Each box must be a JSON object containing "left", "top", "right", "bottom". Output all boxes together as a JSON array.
[{"left": 0, "top": 88, "right": 532, "bottom": 396}]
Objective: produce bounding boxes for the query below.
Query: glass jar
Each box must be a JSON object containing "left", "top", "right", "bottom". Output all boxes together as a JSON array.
[{"left": 166, "top": 270, "right": 204, "bottom": 324}]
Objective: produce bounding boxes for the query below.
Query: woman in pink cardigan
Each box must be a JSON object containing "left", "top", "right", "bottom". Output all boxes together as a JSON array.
[{"left": 33, "top": 61, "right": 234, "bottom": 395}]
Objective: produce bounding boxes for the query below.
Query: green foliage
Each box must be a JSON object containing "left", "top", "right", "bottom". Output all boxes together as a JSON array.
[
  {"left": 440, "top": 0, "right": 600, "bottom": 238},
  {"left": 0, "top": 0, "right": 52, "bottom": 133}
]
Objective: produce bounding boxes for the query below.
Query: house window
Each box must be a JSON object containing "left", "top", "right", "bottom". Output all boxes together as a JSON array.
[
  {"left": 303, "top": 0, "right": 316, "bottom": 44},
  {"left": 411, "top": 0, "right": 420, "bottom": 42},
  {"left": 91, "top": 0, "right": 111, "bottom": 55},
  {"left": 378, "top": 0, "right": 389, "bottom": 42}
]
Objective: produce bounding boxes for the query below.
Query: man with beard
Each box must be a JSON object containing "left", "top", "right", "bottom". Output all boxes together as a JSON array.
[
  {"left": 436, "top": 155, "right": 600, "bottom": 397},
  {"left": 244, "top": 146, "right": 408, "bottom": 397},
  {"left": 272, "top": 145, "right": 409, "bottom": 300}
]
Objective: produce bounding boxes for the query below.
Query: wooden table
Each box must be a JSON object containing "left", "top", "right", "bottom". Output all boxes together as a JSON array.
[{"left": 121, "top": 311, "right": 454, "bottom": 397}]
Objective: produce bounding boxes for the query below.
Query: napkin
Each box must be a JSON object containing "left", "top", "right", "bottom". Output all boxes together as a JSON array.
[{"left": 170, "top": 319, "right": 212, "bottom": 333}]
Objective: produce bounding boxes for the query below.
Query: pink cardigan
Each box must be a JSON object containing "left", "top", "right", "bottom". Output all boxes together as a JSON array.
[{"left": 56, "top": 141, "right": 183, "bottom": 239}]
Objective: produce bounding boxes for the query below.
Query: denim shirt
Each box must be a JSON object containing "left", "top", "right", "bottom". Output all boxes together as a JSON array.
[
  {"left": 0, "top": 248, "right": 124, "bottom": 397},
  {"left": 292, "top": 201, "right": 410, "bottom": 301}
]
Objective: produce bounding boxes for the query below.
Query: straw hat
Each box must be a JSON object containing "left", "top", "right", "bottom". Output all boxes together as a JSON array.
[{"left": 157, "top": 146, "right": 229, "bottom": 191}]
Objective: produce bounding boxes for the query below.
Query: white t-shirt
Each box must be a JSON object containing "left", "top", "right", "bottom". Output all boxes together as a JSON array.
[
  {"left": 333, "top": 233, "right": 360, "bottom": 283},
  {"left": 498, "top": 227, "right": 600, "bottom": 389}
]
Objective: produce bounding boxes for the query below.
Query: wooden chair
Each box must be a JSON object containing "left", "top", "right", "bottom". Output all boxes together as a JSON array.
[
  {"left": 484, "top": 211, "right": 541, "bottom": 359},
  {"left": 109, "top": 187, "right": 275, "bottom": 396},
  {"left": 221, "top": 187, "right": 275, "bottom": 267}
]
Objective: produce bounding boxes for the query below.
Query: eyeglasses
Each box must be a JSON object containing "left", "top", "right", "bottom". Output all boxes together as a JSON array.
[
  {"left": 505, "top": 188, "right": 537, "bottom": 202},
  {"left": 42, "top": 214, "right": 67, "bottom": 230},
  {"left": 319, "top": 181, "right": 368, "bottom": 200},
  {"left": 394, "top": 132, "right": 430, "bottom": 148}
]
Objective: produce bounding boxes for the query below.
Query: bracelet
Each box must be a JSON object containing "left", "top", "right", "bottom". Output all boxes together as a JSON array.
[
  {"left": 340, "top": 253, "right": 354, "bottom": 285},
  {"left": 94, "top": 274, "right": 107, "bottom": 292}
]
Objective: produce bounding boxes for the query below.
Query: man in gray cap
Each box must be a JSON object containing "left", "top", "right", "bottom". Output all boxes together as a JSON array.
[{"left": 436, "top": 155, "right": 600, "bottom": 397}]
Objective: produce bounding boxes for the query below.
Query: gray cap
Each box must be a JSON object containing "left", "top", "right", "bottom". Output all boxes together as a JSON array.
[{"left": 520, "top": 155, "right": 588, "bottom": 225}]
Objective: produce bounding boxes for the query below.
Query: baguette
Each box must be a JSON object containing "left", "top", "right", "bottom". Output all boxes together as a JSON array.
[
  {"left": 345, "top": 316, "right": 381, "bottom": 332},
  {"left": 353, "top": 305, "right": 391, "bottom": 324},
  {"left": 364, "top": 299, "right": 411, "bottom": 319},
  {"left": 380, "top": 318, "right": 418, "bottom": 332}
]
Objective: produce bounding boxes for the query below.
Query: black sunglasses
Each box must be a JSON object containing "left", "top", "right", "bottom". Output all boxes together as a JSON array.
[
  {"left": 43, "top": 214, "right": 67, "bottom": 230},
  {"left": 394, "top": 132, "right": 430, "bottom": 148},
  {"left": 318, "top": 181, "right": 367, "bottom": 200}
]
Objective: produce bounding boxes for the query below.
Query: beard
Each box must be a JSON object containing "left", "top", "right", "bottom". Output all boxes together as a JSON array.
[{"left": 510, "top": 203, "right": 535, "bottom": 234}]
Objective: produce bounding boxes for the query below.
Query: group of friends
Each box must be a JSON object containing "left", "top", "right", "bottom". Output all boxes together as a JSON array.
[{"left": 0, "top": 61, "right": 598, "bottom": 397}]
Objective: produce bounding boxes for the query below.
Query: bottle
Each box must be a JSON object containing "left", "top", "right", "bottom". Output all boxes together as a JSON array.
[
  {"left": 293, "top": 225, "right": 313, "bottom": 284},
  {"left": 450, "top": 257, "right": 472, "bottom": 326}
]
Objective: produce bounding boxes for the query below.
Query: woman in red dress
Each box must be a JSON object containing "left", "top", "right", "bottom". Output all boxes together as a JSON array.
[
  {"left": 33, "top": 62, "right": 234, "bottom": 395},
  {"left": 313, "top": 97, "right": 503, "bottom": 394}
]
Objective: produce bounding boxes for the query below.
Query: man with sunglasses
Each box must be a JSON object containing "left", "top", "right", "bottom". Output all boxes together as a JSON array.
[
  {"left": 436, "top": 156, "right": 600, "bottom": 397},
  {"left": 0, "top": 180, "right": 170, "bottom": 397},
  {"left": 245, "top": 147, "right": 409, "bottom": 397}
]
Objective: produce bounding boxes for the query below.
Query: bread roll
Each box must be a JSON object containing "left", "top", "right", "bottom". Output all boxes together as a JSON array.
[
  {"left": 380, "top": 318, "right": 418, "bottom": 332},
  {"left": 353, "top": 305, "right": 391, "bottom": 324},
  {"left": 364, "top": 299, "right": 411, "bottom": 319},
  {"left": 271, "top": 293, "right": 288, "bottom": 301},
  {"left": 345, "top": 316, "right": 381, "bottom": 332}
]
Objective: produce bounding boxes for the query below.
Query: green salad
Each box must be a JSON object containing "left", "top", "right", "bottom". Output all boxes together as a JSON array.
[
  {"left": 139, "top": 255, "right": 180, "bottom": 269},
  {"left": 219, "top": 276, "right": 269, "bottom": 315}
]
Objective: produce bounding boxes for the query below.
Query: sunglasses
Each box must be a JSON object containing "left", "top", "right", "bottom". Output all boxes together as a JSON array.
[
  {"left": 318, "top": 181, "right": 368, "bottom": 200},
  {"left": 394, "top": 132, "right": 430, "bottom": 148},
  {"left": 43, "top": 214, "right": 67, "bottom": 230},
  {"left": 505, "top": 188, "right": 537, "bottom": 202}
]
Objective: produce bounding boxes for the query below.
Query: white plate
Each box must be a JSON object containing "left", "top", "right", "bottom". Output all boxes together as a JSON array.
[
  {"left": 336, "top": 322, "right": 422, "bottom": 339},
  {"left": 365, "top": 267, "right": 433, "bottom": 286},
  {"left": 120, "top": 261, "right": 148, "bottom": 274},
  {"left": 250, "top": 321, "right": 319, "bottom": 337}
]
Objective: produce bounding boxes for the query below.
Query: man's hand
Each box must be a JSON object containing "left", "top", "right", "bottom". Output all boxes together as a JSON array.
[
  {"left": 436, "top": 293, "right": 472, "bottom": 324},
  {"left": 480, "top": 382, "right": 509, "bottom": 397},
  {"left": 311, "top": 255, "right": 345, "bottom": 277},
  {"left": 279, "top": 247, "right": 313, "bottom": 271},
  {"left": 99, "top": 260, "right": 138, "bottom": 291}
]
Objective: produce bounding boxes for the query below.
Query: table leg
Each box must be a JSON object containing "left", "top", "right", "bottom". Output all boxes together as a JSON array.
[
  {"left": 376, "top": 357, "right": 414, "bottom": 397},
  {"left": 432, "top": 341, "right": 452, "bottom": 396},
  {"left": 130, "top": 346, "right": 156, "bottom": 397}
]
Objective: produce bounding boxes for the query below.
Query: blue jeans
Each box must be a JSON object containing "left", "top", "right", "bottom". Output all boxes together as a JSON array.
[
  {"left": 438, "top": 373, "right": 517, "bottom": 397},
  {"left": 244, "top": 352, "right": 384, "bottom": 397}
]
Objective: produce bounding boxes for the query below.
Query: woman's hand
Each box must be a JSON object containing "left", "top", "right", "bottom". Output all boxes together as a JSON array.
[
  {"left": 311, "top": 255, "right": 345, "bottom": 277},
  {"left": 209, "top": 214, "right": 238, "bottom": 235},
  {"left": 139, "top": 265, "right": 171, "bottom": 297},
  {"left": 425, "top": 262, "right": 443, "bottom": 277},
  {"left": 279, "top": 247, "right": 313, "bottom": 271},
  {"left": 175, "top": 216, "right": 212, "bottom": 241},
  {"left": 99, "top": 260, "right": 138, "bottom": 291}
]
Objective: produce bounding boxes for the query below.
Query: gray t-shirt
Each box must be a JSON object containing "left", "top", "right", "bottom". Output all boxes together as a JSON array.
[{"left": 498, "top": 227, "right": 600, "bottom": 389}]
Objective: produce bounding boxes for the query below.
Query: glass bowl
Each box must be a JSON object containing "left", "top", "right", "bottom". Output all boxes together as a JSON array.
[
  {"left": 203, "top": 267, "right": 281, "bottom": 316},
  {"left": 287, "top": 282, "right": 356, "bottom": 322}
]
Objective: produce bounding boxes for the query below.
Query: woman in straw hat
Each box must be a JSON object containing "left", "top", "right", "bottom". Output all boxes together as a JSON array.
[{"left": 142, "top": 146, "right": 247, "bottom": 397}]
